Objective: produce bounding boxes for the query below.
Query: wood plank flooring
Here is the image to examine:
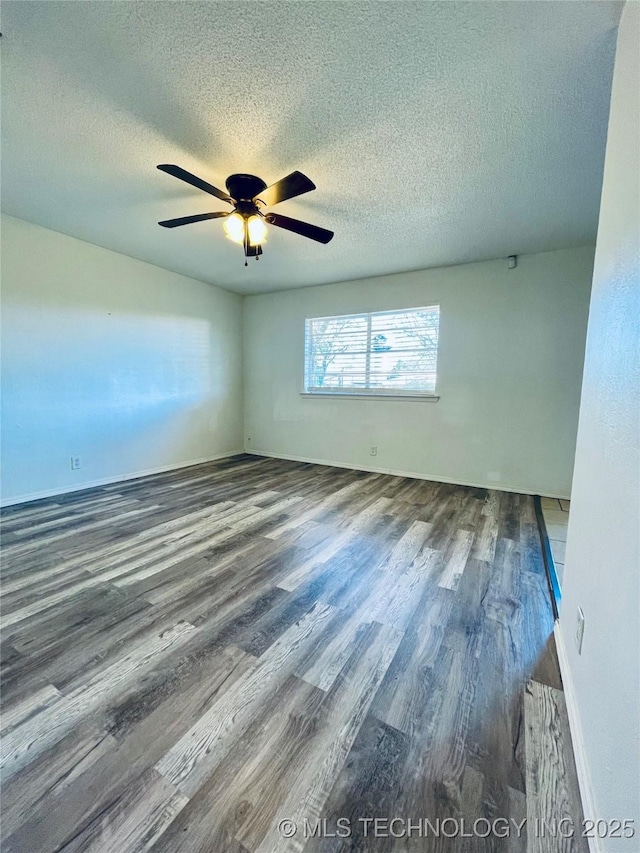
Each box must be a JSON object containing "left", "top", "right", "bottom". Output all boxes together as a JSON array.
[{"left": 0, "top": 455, "right": 587, "bottom": 852}]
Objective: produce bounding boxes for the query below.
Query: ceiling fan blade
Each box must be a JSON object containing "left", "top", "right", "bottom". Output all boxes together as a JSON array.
[
  {"left": 255, "top": 171, "right": 316, "bottom": 207},
  {"left": 265, "top": 212, "right": 334, "bottom": 244},
  {"left": 157, "top": 164, "right": 233, "bottom": 203},
  {"left": 158, "top": 211, "right": 229, "bottom": 228}
]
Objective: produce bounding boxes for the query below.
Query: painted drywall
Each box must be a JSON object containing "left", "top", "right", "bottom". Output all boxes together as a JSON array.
[
  {"left": 558, "top": 3, "right": 640, "bottom": 848},
  {"left": 243, "top": 245, "right": 595, "bottom": 496},
  {"left": 1, "top": 215, "right": 243, "bottom": 505}
]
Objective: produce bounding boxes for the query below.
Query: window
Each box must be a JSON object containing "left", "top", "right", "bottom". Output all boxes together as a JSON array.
[{"left": 304, "top": 306, "right": 440, "bottom": 396}]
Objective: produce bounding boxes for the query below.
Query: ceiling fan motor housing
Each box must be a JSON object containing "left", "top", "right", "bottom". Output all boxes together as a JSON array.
[{"left": 225, "top": 174, "right": 267, "bottom": 210}]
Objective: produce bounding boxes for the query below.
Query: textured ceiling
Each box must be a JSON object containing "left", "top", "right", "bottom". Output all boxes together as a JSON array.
[{"left": 1, "top": 1, "right": 621, "bottom": 294}]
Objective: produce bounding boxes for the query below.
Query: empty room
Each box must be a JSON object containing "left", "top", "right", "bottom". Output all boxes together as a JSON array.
[{"left": 1, "top": 2, "right": 638, "bottom": 852}]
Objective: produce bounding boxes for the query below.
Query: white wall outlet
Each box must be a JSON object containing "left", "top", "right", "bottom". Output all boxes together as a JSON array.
[
  {"left": 71, "top": 456, "right": 81, "bottom": 470},
  {"left": 575, "top": 607, "right": 585, "bottom": 654},
  {"left": 370, "top": 446, "right": 378, "bottom": 457}
]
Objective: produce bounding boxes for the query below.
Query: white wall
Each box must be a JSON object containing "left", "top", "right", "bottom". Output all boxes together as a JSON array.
[
  {"left": 558, "top": 3, "right": 640, "bottom": 848},
  {"left": 1, "top": 215, "right": 243, "bottom": 505},
  {"left": 244, "top": 246, "right": 594, "bottom": 497}
]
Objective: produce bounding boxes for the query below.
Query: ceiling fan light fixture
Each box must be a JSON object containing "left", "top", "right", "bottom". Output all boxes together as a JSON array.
[
  {"left": 157, "top": 165, "right": 334, "bottom": 261},
  {"left": 223, "top": 211, "right": 245, "bottom": 244},
  {"left": 247, "top": 214, "right": 267, "bottom": 247}
]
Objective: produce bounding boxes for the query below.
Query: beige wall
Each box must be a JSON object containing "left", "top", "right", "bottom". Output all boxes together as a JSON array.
[
  {"left": 1, "top": 215, "right": 244, "bottom": 504},
  {"left": 243, "top": 245, "right": 595, "bottom": 497},
  {"left": 559, "top": 2, "right": 640, "bottom": 847}
]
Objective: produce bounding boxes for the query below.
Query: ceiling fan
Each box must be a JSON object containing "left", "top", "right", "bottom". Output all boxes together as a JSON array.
[{"left": 157, "top": 165, "right": 334, "bottom": 264}]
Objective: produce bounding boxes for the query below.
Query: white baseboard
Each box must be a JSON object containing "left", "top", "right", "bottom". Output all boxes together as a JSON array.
[
  {"left": 554, "top": 624, "right": 601, "bottom": 853},
  {"left": 0, "top": 450, "right": 245, "bottom": 508},
  {"left": 244, "top": 448, "right": 570, "bottom": 499}
]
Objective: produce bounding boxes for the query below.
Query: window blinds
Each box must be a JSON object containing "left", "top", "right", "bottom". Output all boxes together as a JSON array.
[{"left": 304, "top": 306, "right": 440, "bottom": 394}]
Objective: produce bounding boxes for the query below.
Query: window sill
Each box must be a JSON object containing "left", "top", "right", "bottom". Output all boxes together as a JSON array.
[{"left": 300, "top": 392, "right": 440, "bottom": 402}]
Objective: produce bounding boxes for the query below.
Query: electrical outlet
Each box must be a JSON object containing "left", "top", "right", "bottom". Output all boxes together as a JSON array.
[
  {"left": 71, "top": 456, "right": 81, "bottom": 470},
  {"left": 575, "top": 607, "right": 585, "bottom": 654},
  {"left": 370, "top": 446, "right": 378, "bottom": 457}
]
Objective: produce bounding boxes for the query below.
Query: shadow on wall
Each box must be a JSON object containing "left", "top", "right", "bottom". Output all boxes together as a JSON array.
[{"left": 1, "top": 305, "right": 227, "bottom": 497}]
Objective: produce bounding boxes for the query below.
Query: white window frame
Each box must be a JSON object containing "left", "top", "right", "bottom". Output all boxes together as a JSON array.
[{"left": 302, "top": 306, "right": 440, "bottom": 401}]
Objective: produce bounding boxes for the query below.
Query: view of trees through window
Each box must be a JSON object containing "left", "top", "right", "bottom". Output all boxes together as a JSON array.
[{"left": 304, "top": 306, "right": 440, "bottom": 393}]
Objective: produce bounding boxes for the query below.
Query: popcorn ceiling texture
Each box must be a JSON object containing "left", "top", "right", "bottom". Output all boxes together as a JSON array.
[{"left": 1, "top": 1, "right": 621, "bottom": 294}]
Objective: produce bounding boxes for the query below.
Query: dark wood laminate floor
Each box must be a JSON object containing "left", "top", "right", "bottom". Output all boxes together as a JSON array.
[{"left": 0, "top": 455, "right": 586, "bottom": 852}]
